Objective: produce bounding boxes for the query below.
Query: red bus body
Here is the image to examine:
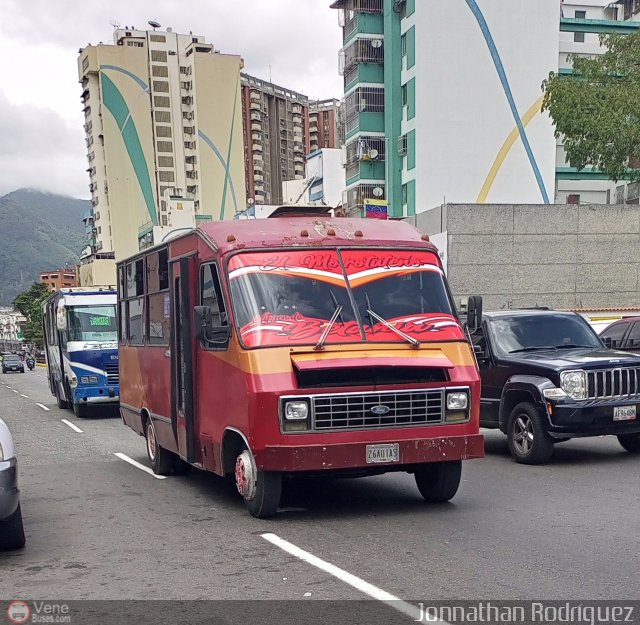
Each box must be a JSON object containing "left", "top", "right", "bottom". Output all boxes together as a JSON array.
[{"left": 117, "top": 214, "right": 483, "bottom": 516}]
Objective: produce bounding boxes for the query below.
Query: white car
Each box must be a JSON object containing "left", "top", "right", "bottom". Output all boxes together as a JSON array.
[{"left": 0, "top": 418, "right": 25, "bottom": 549}]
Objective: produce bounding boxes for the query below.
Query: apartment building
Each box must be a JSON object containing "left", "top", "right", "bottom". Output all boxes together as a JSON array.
[
  {"left": 241, "top": 74, "right": 341, "bottom": 205},
  {"left": 77, "top": 25, "right": 246, "bottom": 278},
  {"left": 40, "top": 268, "right": 79, "bottom": 292},
  {"left": 332, "top": 0, "right": 559, "bottom": 217}
]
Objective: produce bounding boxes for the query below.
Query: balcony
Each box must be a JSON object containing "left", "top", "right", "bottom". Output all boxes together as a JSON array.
[
  {"left": 250, "top": 101, "right": 261, "bottom": 110},
  {"left": 339, "top": 37, "right": 384, "bottom": 76},
  {"left": 254, "top": 174, "right": 264, "bottom": 182},
  {"left": 252, "top": 142, "right": 263, "bottom": 152},
  {"left": 251, "top": 123, "right": 262, "bottom": 132}
]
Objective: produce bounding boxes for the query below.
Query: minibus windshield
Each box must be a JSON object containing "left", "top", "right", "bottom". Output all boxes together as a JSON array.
[
  {"left": 67, "top": 305, "right": 118, "bottom": 342},
  {"left": 228, "top": 249, "right": 462, "bottom": 348}
]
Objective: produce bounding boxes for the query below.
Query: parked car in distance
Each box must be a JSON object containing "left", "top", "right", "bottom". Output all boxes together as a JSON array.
[
  {"left": 0, "top": 417, "right": 25, "bottom": 549},
  {"left": 600, "top": 317, "right": 640, "bottom": 355},
  {"left": 2, "top": 354, "right": 24, "bottom": 374},
  {"left": 468, "top": 307, "right": 640, "bottom": 464}
]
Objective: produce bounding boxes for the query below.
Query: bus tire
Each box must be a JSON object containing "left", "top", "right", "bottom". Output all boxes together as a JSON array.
[
  {"left": 414, "top": 460, "right": 462, "bottom": 503},
  {"left": 145, "top": 417, "right": 175, "bottom": 476},
  {"left": 235, "top": 448, "right": 281, "bottom": 519},
  {"left": 73, "top": 402, "right": 89, "bottom": 419},
  {"left": 55, "top": 387, "right": 70, "bottom": 410},
  {"left": 0, "top": 504, "right": 25, "bottom": 550}
]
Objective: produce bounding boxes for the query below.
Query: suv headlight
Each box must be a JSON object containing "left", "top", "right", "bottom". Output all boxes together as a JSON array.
[{"left": 560, "top": 370, "right": 587, "bottom": 400}]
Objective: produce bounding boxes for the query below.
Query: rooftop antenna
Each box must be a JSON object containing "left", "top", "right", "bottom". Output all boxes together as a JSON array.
[
  {"left": 148, "top": 20, "right": 161, "bottom": 30},
  {"left": 109, "top": 19, "right": 120, "bottom": 30}
]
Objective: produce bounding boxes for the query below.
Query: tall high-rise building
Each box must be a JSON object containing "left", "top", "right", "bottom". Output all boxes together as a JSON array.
[
  {"left": 77, "top": 25, "right": 246, "bottom": 279},
  {"left": 241, "top": 74, "right": 341, "bottom": 206}
]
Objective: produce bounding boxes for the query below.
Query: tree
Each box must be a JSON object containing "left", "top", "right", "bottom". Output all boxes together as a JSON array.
[
  {"left": 542, "top": 30, "right": 640, "bottom": 182},
  {"left": 13, "top": 282, "right": 50, "bottom": 347}
]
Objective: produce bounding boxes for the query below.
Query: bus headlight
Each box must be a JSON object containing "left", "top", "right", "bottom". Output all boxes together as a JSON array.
[
  {"left": 446, "top": 392, "right": 468, "bottom": 411},
  {"left": 80, "top": 376, "right": 99, "bottom": 384},
  {"left": 284, "top": 401, "right": 309, "bottom": 421}
]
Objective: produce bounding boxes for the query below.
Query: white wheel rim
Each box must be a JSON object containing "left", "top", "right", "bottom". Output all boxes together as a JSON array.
[{"left": 147, "top": 420, "right": 157, "bottom": 461}]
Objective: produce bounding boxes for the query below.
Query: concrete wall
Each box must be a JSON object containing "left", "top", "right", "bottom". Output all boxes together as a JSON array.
[{"left": 407, "top": 203, "right": 640, "bottom": 310}]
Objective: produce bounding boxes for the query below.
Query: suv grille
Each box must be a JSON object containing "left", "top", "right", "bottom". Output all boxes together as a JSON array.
[
  {"left": 586, "top": 367, "right": 640, "bottom": 399},
  {"left": 104, "top": 363, "right": 119, "bottom": 386},
  {"left": 312, "top": 389, "right": 444, "bottom": 431}
]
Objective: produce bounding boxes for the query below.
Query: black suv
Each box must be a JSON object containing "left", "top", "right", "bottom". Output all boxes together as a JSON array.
[{"left": 467, "top": 304, "right": 640, "bottom": 464}]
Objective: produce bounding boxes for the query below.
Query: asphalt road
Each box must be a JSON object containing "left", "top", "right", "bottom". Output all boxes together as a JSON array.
[{"left": 0, "top": 368, "right": 639, "bottom": 607}]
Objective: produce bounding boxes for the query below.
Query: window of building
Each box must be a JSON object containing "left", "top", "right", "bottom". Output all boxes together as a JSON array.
[
  {"left": 574, "top": 31, "right": 585, "bottom": 43},
  {"left": 401, "top": 33, "right": 407, "bottom": 57},
  {"left": 402, "top": 183, "right": 408, "bottom": 206},
  {"left": 149, "top": 34, "right": 166, "bottom": 43},
  {"left": 567, "top": 193, "right": 581, "bottom": 204},
  {"left": 155, "top": 110, "right": 171, "bottom": 123},
  {"left": 158, "top": 155, "right": 174, "bottom": 168},
  {"left": 158, "top": 170, "right": 175, "bottom": 183},
  {"left": 154, "top": 95, "right": 170, "bottom": 108},
  {"left": 156, "top": 125, "right": 173, "bottom": 138},
  {"left": 575, "top": 10, "right": 586, "bottom": 18},
  {"left": 402, "top": 84, "right": 408, "bottom": 107},
  {"left": 152, "top": 64, "right": 169, "bottom": 78},
  {"left": 151, "top": 49, "right": 168, "bottom": 63},
  {"left": 152, "top": 80, "right": 170, "bottom": 93},
  {"left": 157, "top": 140, "right": 173, "bottom": 153}
]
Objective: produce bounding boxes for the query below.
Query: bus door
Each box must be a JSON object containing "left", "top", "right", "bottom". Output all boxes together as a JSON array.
[{"left": 170, "top": 256, "right": 197, "bottom": 464}]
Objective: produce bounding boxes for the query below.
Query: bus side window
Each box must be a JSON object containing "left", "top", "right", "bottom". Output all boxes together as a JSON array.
[{"left": 201, "top": 263, "right": 228, "bottom": 329}]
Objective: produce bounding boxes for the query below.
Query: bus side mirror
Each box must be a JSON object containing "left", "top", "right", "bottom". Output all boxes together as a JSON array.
[
  {"left": 56, "top": 304, "right": 67, "bottom": 332},
  {"left": 194, "top": 306, "right": 230, "bottom": 345},
  {"left": 467, "top": 295, "right": 483, "bottom": 334}
]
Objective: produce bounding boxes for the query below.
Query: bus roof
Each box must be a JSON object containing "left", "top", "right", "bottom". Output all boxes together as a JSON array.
[{"left": 199, "top": 216, "right": 437, "bottom": 256}]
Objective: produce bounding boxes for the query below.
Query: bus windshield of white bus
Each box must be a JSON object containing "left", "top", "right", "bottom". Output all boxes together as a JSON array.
[{"left": 67, "top": 305, "right": 118, "bottom": 342}]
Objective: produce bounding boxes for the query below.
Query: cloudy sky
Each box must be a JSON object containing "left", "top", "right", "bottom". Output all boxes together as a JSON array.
[{"left": 0, "top": 0, "right": 343, "bottom": 199}]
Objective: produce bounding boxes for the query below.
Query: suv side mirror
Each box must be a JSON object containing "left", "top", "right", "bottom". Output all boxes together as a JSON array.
[
  {"left": 194, "top": 306, "right": 230, "bottom": 345},
  {"left": 467, "top": 295, "right": 483, "bottom": 333}
]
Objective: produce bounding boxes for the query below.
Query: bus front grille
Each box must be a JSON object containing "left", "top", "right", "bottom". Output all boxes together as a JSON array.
[
  {"left": 312, "top": 389, "right": 444, "bottom": 431},
  {"left": 104, "top": 363, "right": 119, "bottom": 386}
]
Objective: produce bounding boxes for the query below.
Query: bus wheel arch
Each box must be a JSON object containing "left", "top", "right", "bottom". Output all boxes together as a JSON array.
[
  {"left": 144, "top": 413, "right": 174, "bottom": 476},
  {"left": 223, "top": 429, "right": 281, "bottom": 519}
]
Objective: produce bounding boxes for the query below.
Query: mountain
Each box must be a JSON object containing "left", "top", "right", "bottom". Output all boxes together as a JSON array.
[{"left": 0, "top": 189, "right": 89, "bottom": 305}]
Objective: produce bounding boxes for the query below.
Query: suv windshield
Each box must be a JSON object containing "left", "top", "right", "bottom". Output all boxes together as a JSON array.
[
  {"left": 67, "top": 305, "right": 118, "bottom": 342},
  {"left": 488, "top": 313, "right": 602, "bottom": 355},
  {"left": 228, "top": 249, "right": 462, "bottom": 348}
]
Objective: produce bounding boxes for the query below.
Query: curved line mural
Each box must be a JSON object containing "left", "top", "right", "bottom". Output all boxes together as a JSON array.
[
  {"left": 464, "top": 0, "right": 550, "bottom": 204},
  {"left": 100, "top": 72, "right": 158, "bottom": 225},
  {"left": 477, "top": 96, "right": 545, "bottom": 203},
  {"left": 197, "top": 130, "right": 238, "bottom": 214},
  {"left": 100, "top": 64, "right": 239, "bottom": 219}
]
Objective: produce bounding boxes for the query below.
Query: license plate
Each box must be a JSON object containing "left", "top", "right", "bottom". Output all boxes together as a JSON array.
[
  {"left": 614, "top": 406, "right": 636, "bottom": 421},
  {"left": 366, "top": 443, "right": 400, "bottom": 464}
]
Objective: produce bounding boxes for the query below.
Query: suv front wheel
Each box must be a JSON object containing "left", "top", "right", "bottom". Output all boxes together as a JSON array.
[{"left": 507, "top": 402, "right": 554, "bottom": 465}]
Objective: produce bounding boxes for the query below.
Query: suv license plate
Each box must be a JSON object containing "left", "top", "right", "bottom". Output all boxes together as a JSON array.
[
  {"left": 366, "top": 443, "right": 400, "bottom": 464},
  {"left": 613, "top": 406, "right": 636, "bottom": 421}
]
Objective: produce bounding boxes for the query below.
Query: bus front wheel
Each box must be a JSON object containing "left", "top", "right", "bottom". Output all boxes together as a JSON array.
[
  {"left": 145, "top": 418, "right": 175, "bottom": 476},
  {"left": 414, "top": 460, "right": 462, "bottom": 503},
  {"left": 235, "top": 449, "right": 281, "bottom": 519}
]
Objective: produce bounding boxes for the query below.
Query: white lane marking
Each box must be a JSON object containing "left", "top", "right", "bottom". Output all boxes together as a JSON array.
[
  {"left": 114, "top": 453, "right": 168, "bottom": 480},
  {"left": 36, "top": 403, "right": 50, "bottom": 411},
  {"left": 61, "top": 419, "right": 83, "bottom": 433},
  {"left": 20, "top": 394, "right": 29, "bottom": 398},
  {"left": 12, "top": 389, "right": 18, "bottom": 393},
  {"left": 261, "top": 533, "right": 445, "bottom": 624}
]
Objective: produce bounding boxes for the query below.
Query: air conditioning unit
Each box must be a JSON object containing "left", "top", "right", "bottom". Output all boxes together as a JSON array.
[{"left": 397, "top": 135, "right": 407, "bottom": 156}]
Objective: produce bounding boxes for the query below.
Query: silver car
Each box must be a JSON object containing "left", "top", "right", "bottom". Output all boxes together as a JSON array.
[{"left": 0, "top": 418, "right": 25, "bottom": 549}]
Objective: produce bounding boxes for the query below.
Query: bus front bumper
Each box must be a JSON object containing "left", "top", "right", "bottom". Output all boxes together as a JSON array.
[
  {"left": 73, "top": 386, "right": 120, "bottom": 404},
  {"left": 260, "top": 433, "right": 484, "bottom": 473}
]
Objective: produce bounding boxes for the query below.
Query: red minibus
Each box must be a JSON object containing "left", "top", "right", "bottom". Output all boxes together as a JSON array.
[{"left": 117, "top": 208, "right": 484, "bottom": 517}]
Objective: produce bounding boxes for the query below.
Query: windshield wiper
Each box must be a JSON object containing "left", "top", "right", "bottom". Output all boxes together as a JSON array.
[
  {"left": 364, "top": 293, "right": 419, "bottom": 348},
  {"left": 314, "top": 304, "right": 343, "bottom": 350},
  {"left": 509, "top": 346, "right": 556, "bottom": 353},
  {"left": 553, "top": 344, "right": 594, "bottom": 349}
]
